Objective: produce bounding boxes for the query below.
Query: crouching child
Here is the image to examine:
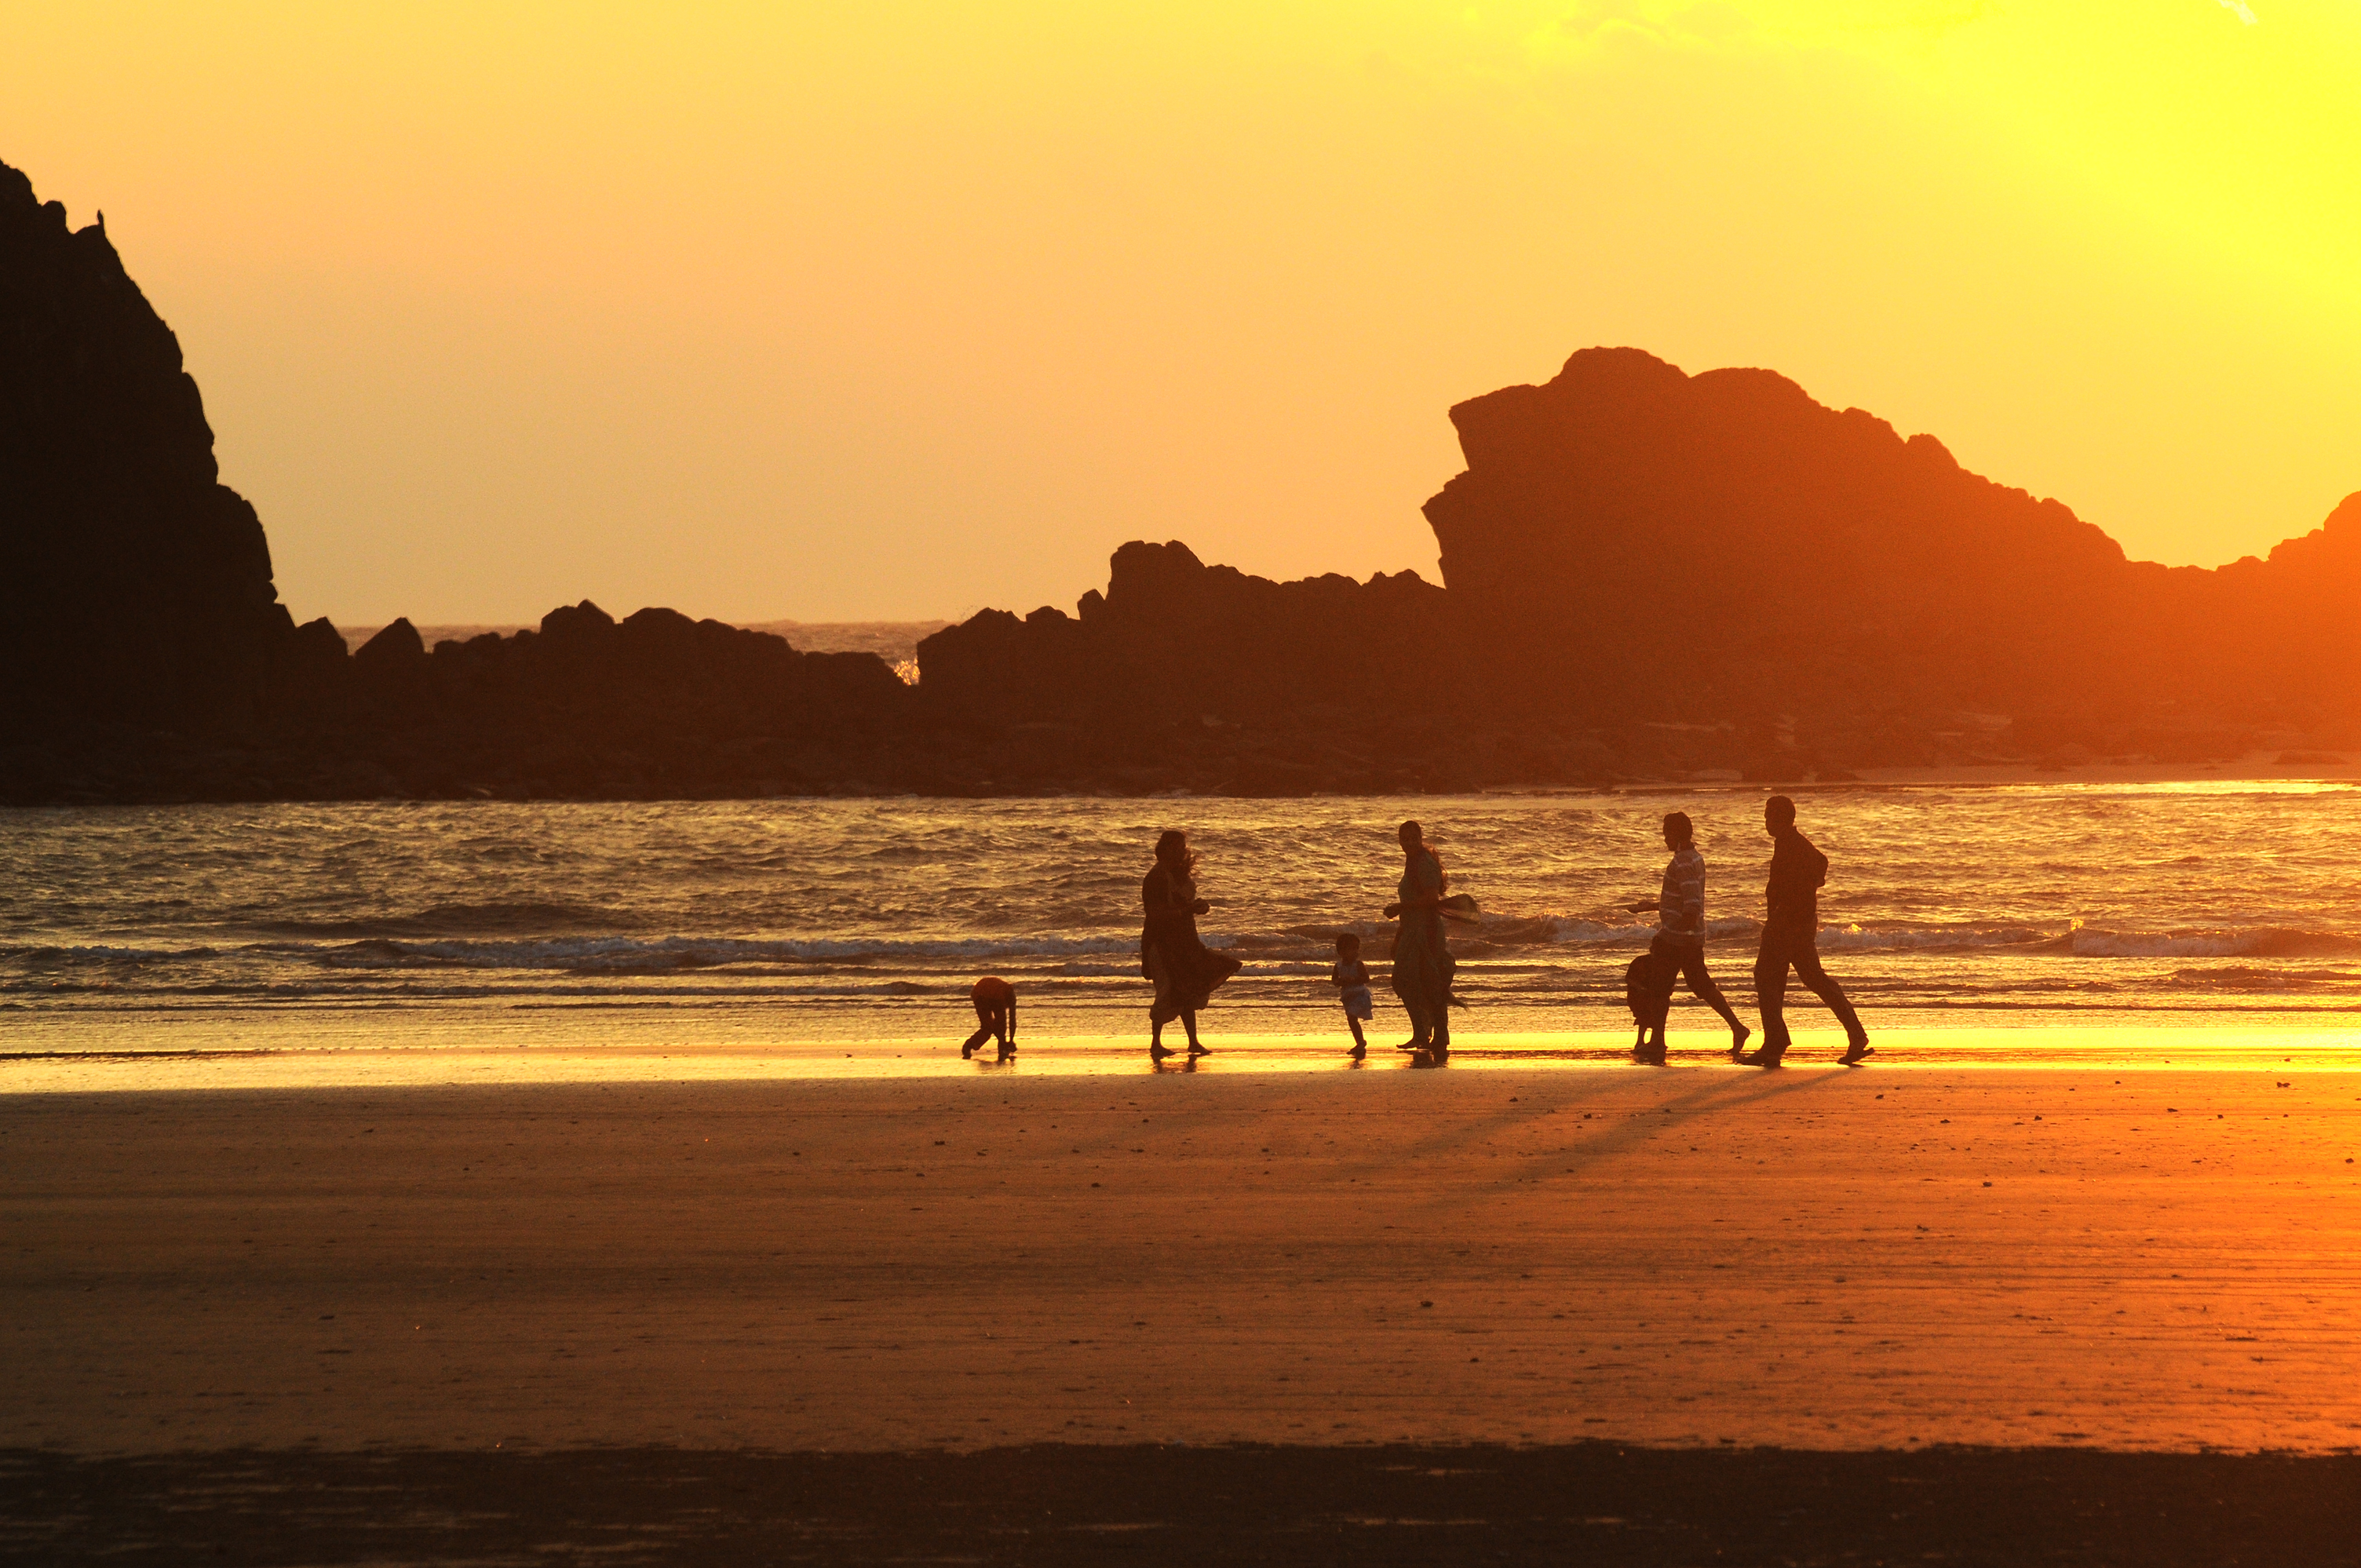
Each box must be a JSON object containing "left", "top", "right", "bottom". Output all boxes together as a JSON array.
[{"left": 963, "top": 975, "right": 1016, "bottom": 1059}]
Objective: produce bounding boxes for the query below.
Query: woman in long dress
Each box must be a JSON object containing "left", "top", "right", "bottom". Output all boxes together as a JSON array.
[
  {"left": 1140, "top": 829, "right": 1240, "bottom": 1059},
  {"left": 1384, "top": 819, "right": 1454, "bottom": 1055}
]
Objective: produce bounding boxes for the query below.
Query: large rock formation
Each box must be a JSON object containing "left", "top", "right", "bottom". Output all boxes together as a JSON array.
[
  {"left": 5, "top": 141, "right": 2352, "bottom": 800},
  {"left": 912, "top": 541, "right": 1480, "bottom": 793},
  {"left": 0, "top": 155, "right": 919, "bottom": 804},
  {"left": 0, "top": 157, "right": 303, "bottom": 732},
  {"left": 314, "top": 603, "right": 914, "bottom": 798},
  {"left": 915, "top": 350, "right": 2359, "bottom": 782},
  {"left": 918, "top": 539, "right": 1459, "bottom": 720},
  {"left": 1423, "top": 347, "right": 2361, "bottom": 742}
]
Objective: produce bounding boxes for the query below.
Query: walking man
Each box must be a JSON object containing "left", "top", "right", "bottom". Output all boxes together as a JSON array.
[
  {"left": 1739, "top": 795, "right": 1872, "bottom": 1067},
  {"left": 1625, "top": 811, "right": 1750, "bottom": 1063}
]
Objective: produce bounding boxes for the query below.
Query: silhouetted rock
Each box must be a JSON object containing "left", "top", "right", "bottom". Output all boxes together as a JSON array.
[
  {"left": 354, "top": 618, "right": 428, "bottom": 670},
  {"left": 918, "top": 540, "right": 1462, "bottom": 725},
  {"left": 7, "top": 147, "right": 2356, "bottom": 804},
  {"left": 1, "top": 156, "right": 297, "bottom": 734},
  {"left": 1422, "top": 347, "right": 2361, "bottom": 733}
]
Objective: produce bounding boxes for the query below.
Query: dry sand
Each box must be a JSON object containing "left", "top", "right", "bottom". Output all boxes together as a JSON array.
[{"left": 7, "top": 1063, "right": 2358, "bottom": 1456}]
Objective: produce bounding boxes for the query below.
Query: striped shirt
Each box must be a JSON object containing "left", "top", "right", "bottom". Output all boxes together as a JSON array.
[{"left": 1657, "top": 846, "right": 1706, "bottom": 946}]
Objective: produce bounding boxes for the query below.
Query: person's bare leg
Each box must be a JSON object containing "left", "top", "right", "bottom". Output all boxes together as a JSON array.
[
  {"left": 1675, "top": 948, "right": 1750, "bottom": 1056},
  {"left": 1150, "top": 1012, "right": 1172, "bottom": 1058},
  {"left": 962, "top": 1000, "right": 994, "bottom": 1059},
  {"left": 1345, "top": 1014, "right": 1367, "bottom": 1058},
  {"left": 1742, "top": 939, "right": 1793, "bottom": 1066},
  {"left": 1183, "top": 1011, "right": 1209, "bottom": 1055},
  {"left": 1794, "top": 948, "right": 1870, "bottom": 1061}
]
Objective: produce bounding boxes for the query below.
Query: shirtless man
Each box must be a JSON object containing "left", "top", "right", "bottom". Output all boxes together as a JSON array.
[{"left": 1738, "top": 796, "right": 1871, "bottom": 1067}]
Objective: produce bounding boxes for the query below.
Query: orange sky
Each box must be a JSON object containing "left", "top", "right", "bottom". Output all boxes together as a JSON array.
[{"left": 13, "top": 2, "right": 2359, "bottom": 623}]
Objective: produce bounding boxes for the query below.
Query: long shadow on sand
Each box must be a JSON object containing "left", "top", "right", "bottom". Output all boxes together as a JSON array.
[{"left": 1345, "top": 1060, "right": 1838, "bottom": 1195}]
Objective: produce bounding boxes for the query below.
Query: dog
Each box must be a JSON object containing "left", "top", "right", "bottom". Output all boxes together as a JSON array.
[{"left": 1623, "top": 949, "right": 1679, "bottom": 1064}]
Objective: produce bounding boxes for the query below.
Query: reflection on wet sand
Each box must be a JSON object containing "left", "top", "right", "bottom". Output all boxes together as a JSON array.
[{"left": 6, "top": 1017, "right": 2361, "bottom": 1093}]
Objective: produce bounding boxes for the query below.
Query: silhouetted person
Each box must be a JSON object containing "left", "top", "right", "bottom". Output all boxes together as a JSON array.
[
  {"left": 1331, "top": 932, "right": 1373, "bottom": 1059},
  {"left": 1739, "top": 796, "right": 1871, "bottom": 1067},
  {"left": 962, "top": 975, "right": 1016, "bottom": 1059},
  {"left": 1384, "top": 820, "right": 1454, "bottom": 1056},
  {"left": 1140, "top": 830, "right": 1239, "bottom": 1059},
  {"left": 1624, "top": 811, "right": 1750, "bottom": 1063}
]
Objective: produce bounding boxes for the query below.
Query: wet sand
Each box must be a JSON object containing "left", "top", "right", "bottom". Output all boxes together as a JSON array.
[
  {"left": 13, "top": 1015, "right": 2361, "bottom": 1092},
  {"left": 9, "top": 1442, "right": 2359, "bottom": 1566},
  {"left": 7, "top": 1065, "right": 2358, "bottom": 1455}
]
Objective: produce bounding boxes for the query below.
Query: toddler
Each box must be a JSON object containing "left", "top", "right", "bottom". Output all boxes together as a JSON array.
[{"left": 1330, "top": 932, "right": 1373, "bottom": 1058}]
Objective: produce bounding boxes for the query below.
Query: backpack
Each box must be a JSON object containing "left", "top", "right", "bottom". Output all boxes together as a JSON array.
[{"left": 1624, "top": 949, "right": 1677, "bottom": 1031}]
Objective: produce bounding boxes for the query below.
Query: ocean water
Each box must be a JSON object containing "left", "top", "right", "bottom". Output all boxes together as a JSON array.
[{"left": 5, "top": 784, "right": 2361, "bottom": 1078}]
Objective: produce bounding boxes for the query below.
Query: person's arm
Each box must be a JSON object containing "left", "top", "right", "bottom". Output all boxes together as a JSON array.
[
  {"left": 1765, "top": 837, "right": 1801, "bottom": 917},
  {"left": 1634, "top": 855, "right": 1670, "bottom": 917}
]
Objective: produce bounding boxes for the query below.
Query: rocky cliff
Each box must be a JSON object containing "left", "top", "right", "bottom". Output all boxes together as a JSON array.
[
  {"left": 1, "top": 156, "right": 917, "bottom": 803},
  {"left": 1421, "top": 347, "right": 2361, "bottom": 755},
  {"left": 6, "top": 145, "right": 2354, "bottom": 800},
  {"left": 0, "top": 158, "right": 302, "bottom": 732}
]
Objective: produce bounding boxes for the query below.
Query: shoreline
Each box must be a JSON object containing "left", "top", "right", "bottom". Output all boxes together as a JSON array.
[{"left": 7, "top": 1022, "right": 2361, "bottom": 1092}]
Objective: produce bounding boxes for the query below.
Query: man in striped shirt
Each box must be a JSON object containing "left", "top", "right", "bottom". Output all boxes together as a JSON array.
[{"left": 1626, "top": 811, "right": 1751, "bottom": 1063}]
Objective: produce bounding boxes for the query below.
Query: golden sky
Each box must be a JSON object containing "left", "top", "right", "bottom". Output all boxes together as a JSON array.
[{"left": 14, "top": 2, "right": 2359, "bottom": 622}]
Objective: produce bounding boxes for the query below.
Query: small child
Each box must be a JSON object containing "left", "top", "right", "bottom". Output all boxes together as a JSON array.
[
  {"left": 963, "top": 975, "right": 1016, "bottom": 1059},
  {"left": 1330, "top": 933, "right": 1373, "bottom": 1059}
]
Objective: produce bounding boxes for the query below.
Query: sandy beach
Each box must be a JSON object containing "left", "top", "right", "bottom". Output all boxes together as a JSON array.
[{"left": 9, "top": 1063, "right": 2357, "bottom": 1456}]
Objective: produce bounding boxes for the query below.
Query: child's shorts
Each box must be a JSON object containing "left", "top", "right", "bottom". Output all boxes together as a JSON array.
[{"left": 1341, "top": 985, "right": 1374, "bottom": 1021}]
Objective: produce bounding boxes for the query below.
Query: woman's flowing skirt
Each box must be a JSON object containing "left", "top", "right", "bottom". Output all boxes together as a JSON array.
[
  {"left": 1145, "top": 928, "right": 1241, "bottom": 1024},
  {"left": 1391, "top": 913, "right": 1454, "bottom": 1040}
]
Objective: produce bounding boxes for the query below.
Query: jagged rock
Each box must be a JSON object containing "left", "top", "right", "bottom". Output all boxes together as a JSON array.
[
  {"left": 1, "top": 157, "right": 298, "bottom": 734},
  {"left": 353, "top": 618, "right": 428, "bottom": 670},
  {"left": 917, "top": 539, "right": 1464, "bottom": 726},
  {"left": 1422, "top": 346, "right": 2361, "bottom": 729},
  {"left": 8, "top": 150, "right": 2357, "bottom": 804}
]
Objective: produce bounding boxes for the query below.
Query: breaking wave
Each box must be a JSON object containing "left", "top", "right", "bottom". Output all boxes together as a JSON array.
[
  {"left": 2067, "top": 927, "right": 2361, "bottom": 959},
  {"left": 305, "top": 932, "right": 1142, "bottom": 974},
  {"left": 247, "top": 901, "right": 643, "bottom": 939}
]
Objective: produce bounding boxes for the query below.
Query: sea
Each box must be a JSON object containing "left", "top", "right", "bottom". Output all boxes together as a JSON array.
[{"left": 7, "top": 782, "right": 2361, "bottom": 1085}]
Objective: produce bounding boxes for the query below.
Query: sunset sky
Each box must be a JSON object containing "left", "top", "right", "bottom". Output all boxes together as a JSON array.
[{"left": 13, "top": 1, "right": 2359, "bottom": 624}]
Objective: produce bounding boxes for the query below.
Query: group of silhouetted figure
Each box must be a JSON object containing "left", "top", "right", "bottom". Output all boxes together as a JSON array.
[{"left": 960, "top": 794, "right": 1872, "bottom": 1068}]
